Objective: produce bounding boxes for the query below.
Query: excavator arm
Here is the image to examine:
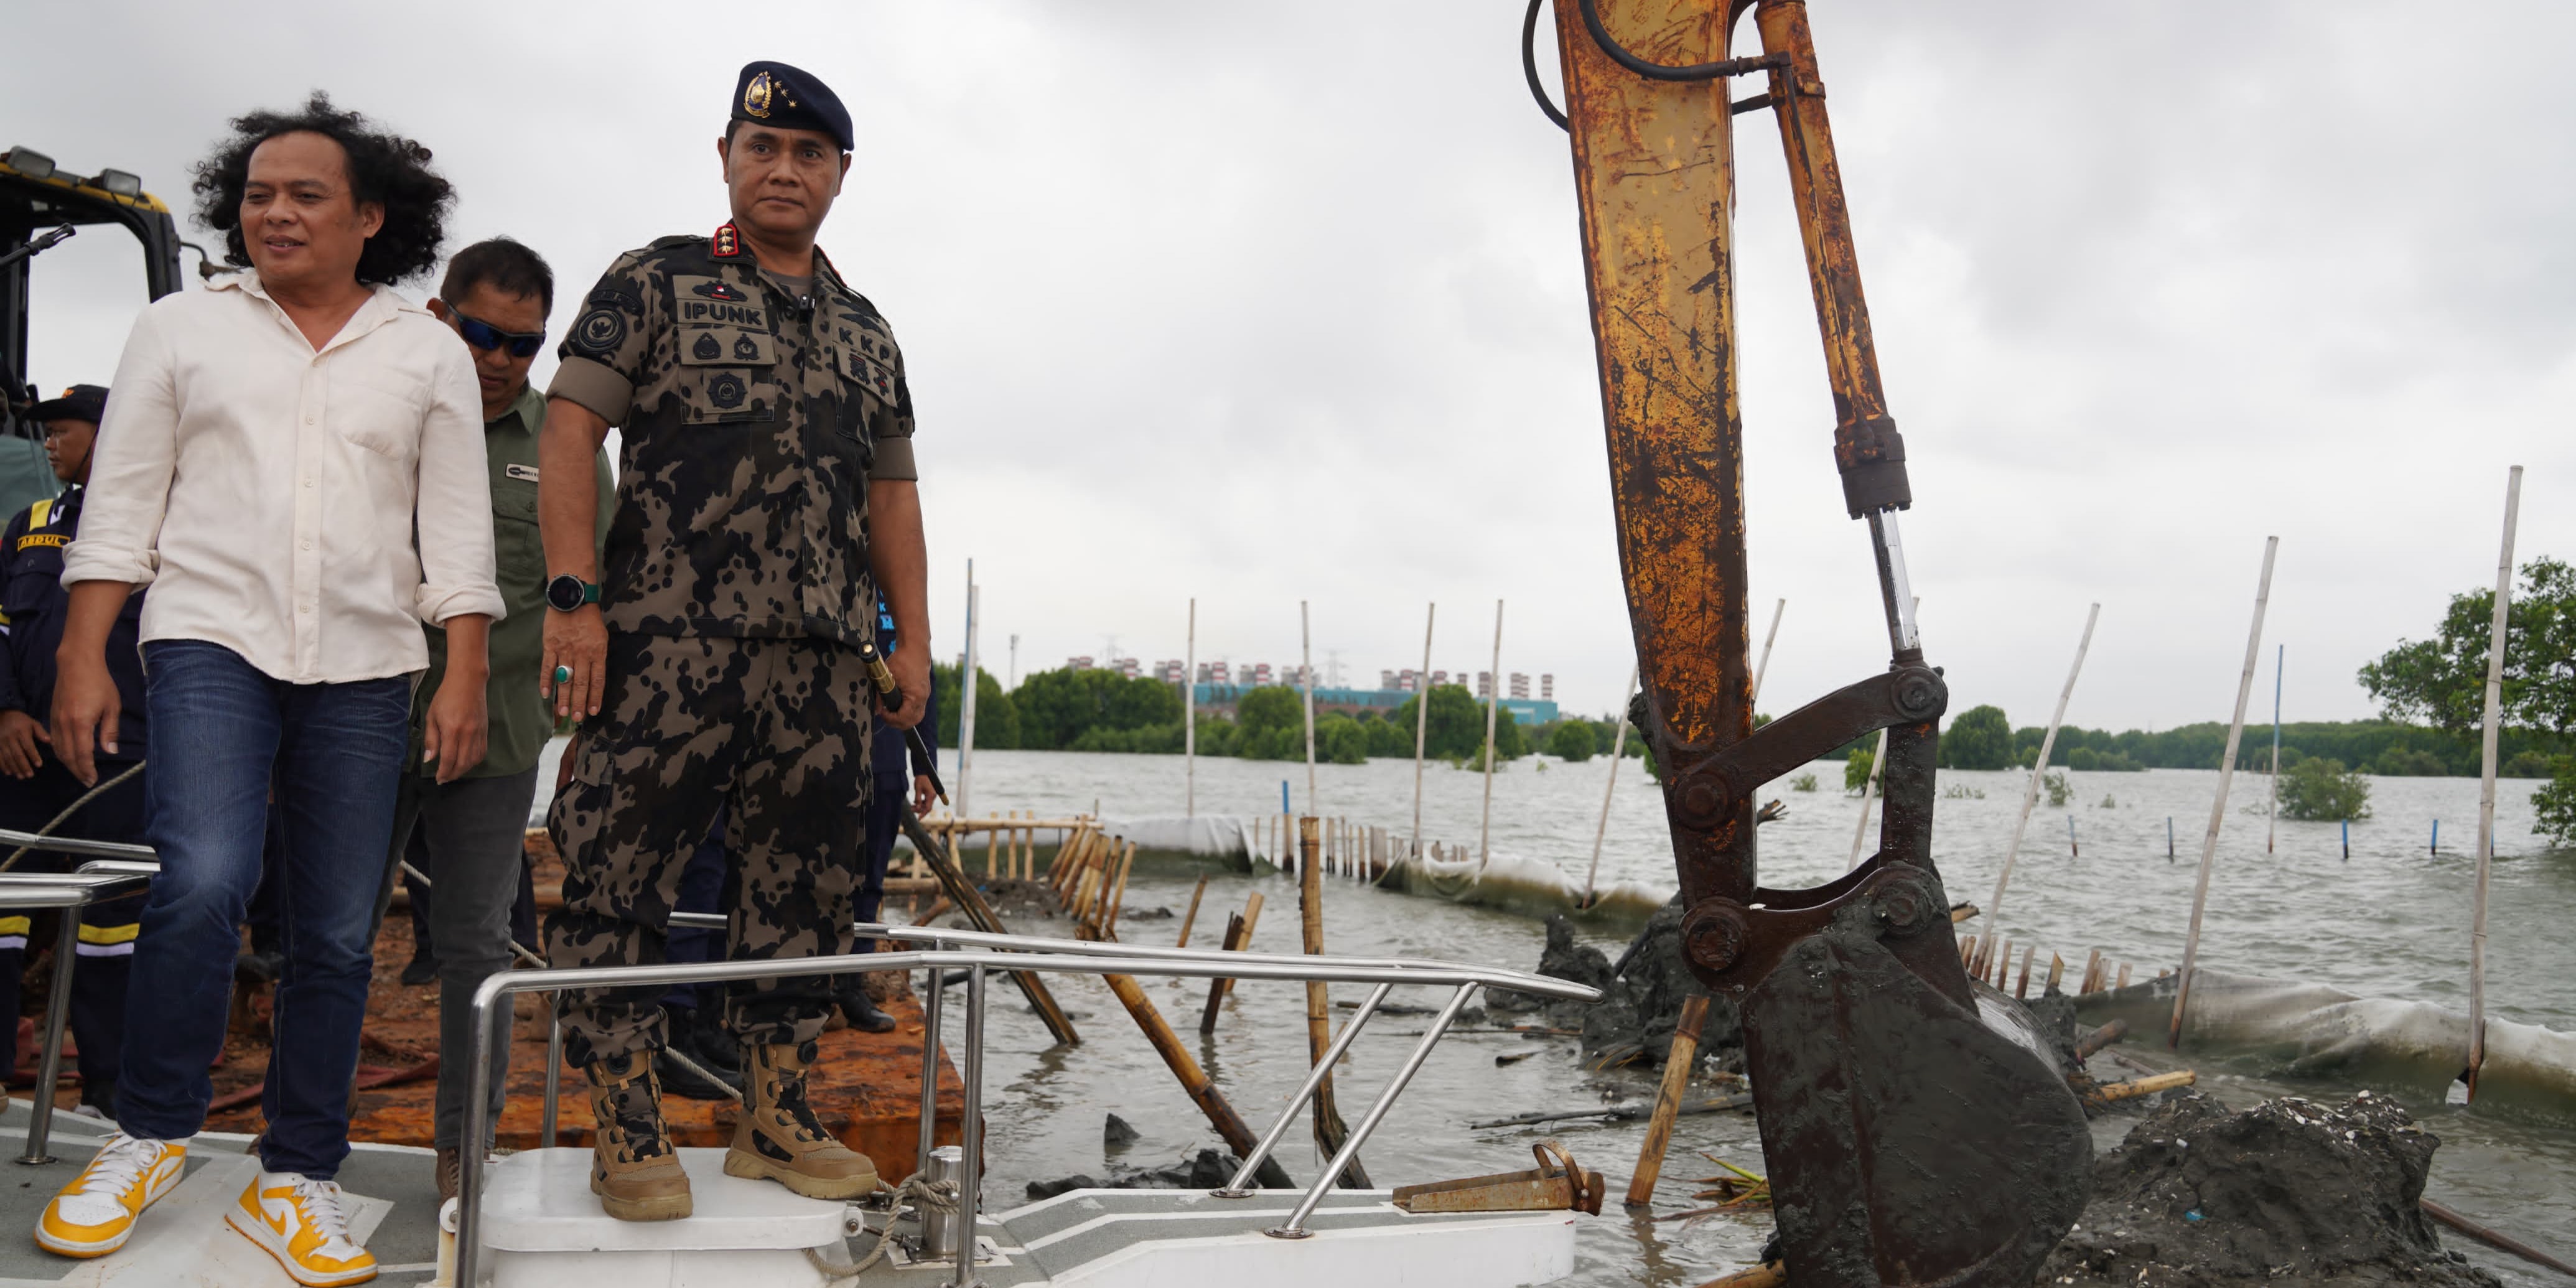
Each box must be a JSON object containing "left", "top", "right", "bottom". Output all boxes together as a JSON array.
[{"left": 1544, "top": 2, "right": 2091, "bottom": 1284}]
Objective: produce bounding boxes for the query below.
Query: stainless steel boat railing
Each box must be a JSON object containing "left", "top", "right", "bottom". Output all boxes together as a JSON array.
[
  {"left": 0, "top": 828, "right": 159, "bottom": 1165},
  {"left": 464, "top": 928, "right": 1597, "bottom": 1288}
]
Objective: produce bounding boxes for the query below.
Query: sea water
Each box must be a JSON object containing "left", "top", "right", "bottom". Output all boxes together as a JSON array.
[{"left": 931, "top": 749, "right": 2574, "bottom": 1286}]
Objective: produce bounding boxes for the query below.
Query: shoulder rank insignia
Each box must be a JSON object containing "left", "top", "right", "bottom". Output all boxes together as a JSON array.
[{"left": 711, "top": 222, "right": 744, "bottom": 258}]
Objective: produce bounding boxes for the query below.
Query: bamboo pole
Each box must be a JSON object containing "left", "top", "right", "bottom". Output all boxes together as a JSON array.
[
  {"left": 1185, "top": 596, "right": 1197, "bottom": 819},
  {"left": 1751, "top": 597, "right": 1786, "bottom": 712},
  {"left": 1580, "top": 665, "right": 1641, "bottom": 909},
  {"left": 1300, "top": 602, "right": 1318, "bottom": 818},
  {"left": 1299, "top": 816, "right": 1367, "bottom": 1187},
  {"left": 1623, "top": 993, "right": 1712, "bottom": 1207},
  {"left": 2015, "top": 944, "right": 2035, "bottom": 999},
  {"left": 1480, "top": 599, "right": 1504, "bottom": 869},
  {"left": 1698, "top": 1264, "right": 1788, "bottom": 1288},
  {"left": 956, "top": 571, "right": 980, "bottom": 836},
  {"left": 1199, "top": 912, "right": 1246, "bottom": 1034},
  {"left": 1208, "top": 891, "right": 1264, "bottom": 1008},
  {"left": 897, "top": 806, "right": 1078, "bottom": 1047},
  {"left": 1101, "top": 841, "right": 1136, "bottom": 936},
  {"left": 1102, "top": 972, "right": 1296, "bottom": 1190},
  {"left": 1175, "top": 875, "right": 1209, "bottom": 948},
  {"left": 2046, "top": 953, "right": 2065, "bottom": 993},
  {"left": 2171, "top": 536, "right": 2280, "bottom": 1048},
  {"left": 1411, "top": 603, "right": 1434, "bottom": 864},
  {"left": 2470, "top": 465, "right": 2522, "bottom": 1100},
  {"left": 1987, "top": 603, "right": 2099, "bottom": 934}
]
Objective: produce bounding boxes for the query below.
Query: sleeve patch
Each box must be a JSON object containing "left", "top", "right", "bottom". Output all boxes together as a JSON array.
[{"left": 569, "top": 307, "right": 628, "bottom": 357}]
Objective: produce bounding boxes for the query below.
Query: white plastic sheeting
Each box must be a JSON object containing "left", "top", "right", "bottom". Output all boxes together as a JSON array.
[
  {"left": 2076, "top": 969, "right": 2576, "bottom": 1124},
  {"left": 980, "top": 814, "right": 1675, "bottom": 926}
]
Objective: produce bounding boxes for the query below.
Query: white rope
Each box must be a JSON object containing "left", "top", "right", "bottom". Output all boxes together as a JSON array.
[{"left": 805, "top": 1172, "right": 962, "bottom": 1285}]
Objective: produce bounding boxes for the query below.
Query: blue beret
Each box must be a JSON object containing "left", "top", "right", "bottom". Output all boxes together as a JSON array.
[{"left": 732, "top": 61, "right": 852, "bottom": 153}]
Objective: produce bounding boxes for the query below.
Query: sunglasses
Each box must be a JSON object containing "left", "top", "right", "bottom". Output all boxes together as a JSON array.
[{"left": 450, "top": 309, "right": 546, "bottom": 359}]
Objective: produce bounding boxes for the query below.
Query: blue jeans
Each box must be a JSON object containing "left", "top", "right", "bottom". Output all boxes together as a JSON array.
[{"left": 118, "top": 641, "right": 410, "bottom": 1180}]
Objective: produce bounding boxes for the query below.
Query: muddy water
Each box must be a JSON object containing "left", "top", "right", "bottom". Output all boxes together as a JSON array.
[{"left": 774, "top": 747, "right": 2576, "bottom": 1284}]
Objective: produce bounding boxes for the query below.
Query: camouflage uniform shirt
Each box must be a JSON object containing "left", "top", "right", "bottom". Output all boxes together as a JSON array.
[{"left": 546, "top": 221, "right": 915, "bottom": 643}]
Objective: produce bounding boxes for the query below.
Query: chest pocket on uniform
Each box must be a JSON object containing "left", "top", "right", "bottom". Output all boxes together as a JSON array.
[
  {"left": 670, "top": 274, "right": 782, "bottom": 426},
  {"left": 675, "top": 325, "right": 781, "bottom": 425},
  {"left": 829, "top": 342, "right": 894, "bottom": 455}
]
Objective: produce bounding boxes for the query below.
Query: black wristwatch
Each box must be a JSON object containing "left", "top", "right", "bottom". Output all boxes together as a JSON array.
[{"left": 546, "top": 574, "right": 602, "bottom": 613}]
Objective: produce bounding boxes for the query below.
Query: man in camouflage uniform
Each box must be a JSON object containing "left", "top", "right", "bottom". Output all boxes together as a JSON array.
[{"left": 534, "top": 60, "right": 930, "bottom": 1221}]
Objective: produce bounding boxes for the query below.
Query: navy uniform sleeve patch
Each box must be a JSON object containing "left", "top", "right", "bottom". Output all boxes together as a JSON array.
[
  {"left": 571, "top": 306, "right": 628, "bottom": 357},
  {"left": 589, "top": 284, "right": 644, "bottom": 316}
]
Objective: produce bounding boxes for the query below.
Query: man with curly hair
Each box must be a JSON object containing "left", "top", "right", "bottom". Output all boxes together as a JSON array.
[
  {"left": 538, "top": 60, "right": 928, "bottom": 1221},
  {"left": 39, "top": 93, "right": 500, "bottom": 1286}
]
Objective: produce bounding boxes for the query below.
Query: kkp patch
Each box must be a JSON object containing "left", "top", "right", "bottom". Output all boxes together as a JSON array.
[
  {"left": 571, "top": 307, "right": 627, "bottom": 357},
  {"left": 708, "top": 373, "right": 748, "bottom": 409},
  {"left": 743, "top": 70, "right": 773, "bottom": 119},
  {"left": 693, "top": 332, "right": 722, "bottom": 361}
]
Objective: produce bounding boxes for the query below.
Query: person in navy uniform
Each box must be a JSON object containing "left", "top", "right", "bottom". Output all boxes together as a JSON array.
[{"left": 0, "top": 384, "right": 147, "bottom": 1118}]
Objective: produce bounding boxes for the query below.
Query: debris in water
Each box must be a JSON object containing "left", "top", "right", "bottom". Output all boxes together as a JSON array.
[
  {"left": 1103, "top": 1112, "right": 1140, "bottom": 1148},
  {"left": 1491, "top": 905, "right": 1742, "bottom": 1073},
  {"left": 1026, "top": 1147, "right": 1240, "bottom": 1200}
]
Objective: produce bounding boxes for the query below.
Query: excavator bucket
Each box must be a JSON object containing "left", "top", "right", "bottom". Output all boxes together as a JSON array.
[{"left": 1541, "top": 1, "right": 2092, "bottom": 1284}]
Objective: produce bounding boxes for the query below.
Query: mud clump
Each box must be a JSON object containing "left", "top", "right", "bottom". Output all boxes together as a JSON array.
[
  {"left": 2041, "top": 1090, "right": 2499, "bottom": 1287},
  {"left": 1490, "top": 902, "right": 1740, "bottom": 1071},
  {"left": 1025, "top": 1147, "right": 1238, "bottom": 1200}
]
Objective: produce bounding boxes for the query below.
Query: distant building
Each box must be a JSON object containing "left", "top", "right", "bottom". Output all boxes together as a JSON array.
[
  {"left": 1210, "top": 660, "right": 1231, "bottom": 684},
  {"left": 1541, "top": 673, "right": 1554, "bottom": 701},
  {"left": 1249, "top": 662, "right": 1274, "bottom": 686},
  {"left": 1068, "top": 655, "right": 1094, "bottom": 671},
  {"left": 1395, "top": 668, "right": 1419, "bottom": 693},
  {"left": 1113, "top": 656, "right": 1141, "bottom": 679},
  {"left": 1509, "top": 672, "right": 1529, "bottom": 699},
  {"left": 1379, "top": 670, "right": 1396, "bottom": 690},
  {"left": 1155, "top": 660, "right": 1185, "bottom": 683},
  {"left": 1430, "top": 669, "right": 1448, "bottom": 687},
  {"left": 1476, "top": 671, "right": 1493, "bottom": 699}
]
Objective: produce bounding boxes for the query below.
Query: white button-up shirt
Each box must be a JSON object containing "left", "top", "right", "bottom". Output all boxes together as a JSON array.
[{"left": 63, "top": 270, "right": 505, "bottom": 684}]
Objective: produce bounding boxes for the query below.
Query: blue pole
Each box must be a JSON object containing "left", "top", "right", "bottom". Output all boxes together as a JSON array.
[
  {"left": 2068, "top": 813, "right": 2078, "bottom": 859},
  {"left": 2342, "top": 818, "right": 2350, "bottom": 861},
  {"left": 2167, "top": 816, "right": 2174, "bottom": 860},
  {"left": 2431, "top": 818, "right": 2439, "bottom": 855},
  {"left": 1282, "top": 780, "right": 1290, "bottom": 814}
]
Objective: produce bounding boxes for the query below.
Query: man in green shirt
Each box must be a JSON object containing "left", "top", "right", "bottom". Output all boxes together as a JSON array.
[{"left": 392, "top": 238, "right": 613, "bottom": 1201}]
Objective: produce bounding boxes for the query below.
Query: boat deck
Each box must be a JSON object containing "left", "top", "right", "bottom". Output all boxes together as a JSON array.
[{"left": 0, "top": 1099, "right": 446, "bottom": 1286}]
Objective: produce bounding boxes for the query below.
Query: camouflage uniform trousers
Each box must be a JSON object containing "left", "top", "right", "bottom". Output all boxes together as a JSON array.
[{"left": 546, "top": 632, "right": 872, "bottom": 1066}]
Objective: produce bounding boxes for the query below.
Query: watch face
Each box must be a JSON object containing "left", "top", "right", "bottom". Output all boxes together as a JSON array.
[{"left": 547, "top": 576, "right": 587, "bottom": 612}]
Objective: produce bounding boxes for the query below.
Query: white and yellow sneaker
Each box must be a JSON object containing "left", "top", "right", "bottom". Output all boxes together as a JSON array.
[
  {"left": 35, "top": 1132, "right": 186, "bottom": 1258},
  {"left": 225, "top": 1170, "right": 377, "bottom": 1286}
]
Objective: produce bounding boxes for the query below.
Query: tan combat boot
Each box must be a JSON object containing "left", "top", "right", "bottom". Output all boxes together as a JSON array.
[
  {"left": 723, "top": 1040, "right": 877, "bottom": 1199},
  {"left": 587, "top": 1051, "right": 693, "bottom": 1221}
]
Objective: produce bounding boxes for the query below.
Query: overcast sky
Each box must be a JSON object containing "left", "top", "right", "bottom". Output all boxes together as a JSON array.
[{"left": 11, "top": 1, "right": 2573, "bottom": 732}]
